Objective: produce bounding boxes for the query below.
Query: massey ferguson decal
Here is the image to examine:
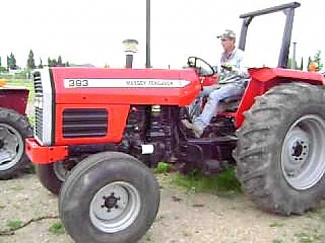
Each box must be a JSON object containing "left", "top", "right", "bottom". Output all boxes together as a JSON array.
[{"left": 64, "top": 78, "right": 190, "bottom": 88}]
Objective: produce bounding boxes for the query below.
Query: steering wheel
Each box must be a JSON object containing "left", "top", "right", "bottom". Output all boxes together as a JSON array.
[{"left": 187, "top": 56, "right": 215, "bottom": 77}]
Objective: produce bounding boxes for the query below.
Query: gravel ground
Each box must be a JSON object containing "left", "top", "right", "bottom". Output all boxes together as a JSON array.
[{"left": 0, "top": 173, "right": 324, "bottom": 243}]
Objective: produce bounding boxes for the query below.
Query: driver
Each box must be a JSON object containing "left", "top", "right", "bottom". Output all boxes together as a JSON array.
[{"left": 183, "top": 29, "right": 248, "bottom": 137}]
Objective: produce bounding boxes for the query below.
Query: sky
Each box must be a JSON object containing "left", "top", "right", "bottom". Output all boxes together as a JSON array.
[{"left": 1, "top": 0, "right": 324, "bottom": 69}]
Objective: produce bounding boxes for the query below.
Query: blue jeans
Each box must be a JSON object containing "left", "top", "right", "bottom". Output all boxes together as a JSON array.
[
  {"left": 188, "top": 84, "right": 219, "bottom": 119},
  {"left": 193, "top": 83, "right": 245, "bottom": 131}
]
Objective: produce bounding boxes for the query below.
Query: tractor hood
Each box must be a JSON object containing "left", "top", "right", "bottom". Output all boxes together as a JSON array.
[{"left": 51, "top": 67, "right": 201, "bottom": 106}]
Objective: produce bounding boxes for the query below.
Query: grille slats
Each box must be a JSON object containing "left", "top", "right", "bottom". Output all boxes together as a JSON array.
[
  {"left": 33, "top": 71, "right": 44, "bottom": 141},
  {"left": 62, "top": 114, "right": 107, "bottom": 122},
  {"left": 35, "top": 107, "right": 43, "bottom": 140},
  {"left": 33, "top": 72, "right": 43, "bottom": 97},
  {"left": 63, "top": 109, "right": 108, "bottom": 138}
]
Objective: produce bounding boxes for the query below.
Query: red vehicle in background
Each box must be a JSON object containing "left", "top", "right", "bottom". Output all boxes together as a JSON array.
[{"left": 0, "top": 79, "right": 32, "bottom": 179}]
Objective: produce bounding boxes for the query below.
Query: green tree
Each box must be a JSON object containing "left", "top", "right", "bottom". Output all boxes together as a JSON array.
[
  {"left": 313, "top": 50, "right": 323, "bottom": 71},
  {"left": 307, "top": 56, "right": 312, "bottom": 68},
  {"left": 27, "top": 49, "right": 36, "bottom": 69},
  {"left": 52, "top": 58, "right": 57, "bottom": 67},
  {"left": 287, "top": 58, "right": 298, "bottom": 70},
  {"left": 7, "top": 52, "right": 17, "bottom": 70},
  {"left": 0, "top": 56, "right": 1, "bottom": 67},
  {"left": 65, "top": 61, "right": 70, "bottom": 67},
  {"left": 38, "top": 58, "right": 43, "bottom": 68},
  {"left": 299, "top": 57, "right": 304, "bottom": 70},
  {"left": 47, "top": 57, "right": 52, "bottom": 67},
  {"left": 57, "top": 55, "right": 62, "bottom": 66},
  {"left": 48, "top": 57, "right": 57, "bottom": 67}
]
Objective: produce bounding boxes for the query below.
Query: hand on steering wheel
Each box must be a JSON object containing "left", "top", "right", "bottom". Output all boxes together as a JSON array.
[{"left": 221, "top": 63, "right": 233, "bottom": 72}]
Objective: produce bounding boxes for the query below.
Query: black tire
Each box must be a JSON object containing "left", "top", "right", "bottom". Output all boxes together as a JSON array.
[
  {"left": 59, "top": 152, "right": 160, "bottom": 243},
  {"left": 36, "top": 161, "right": 68, "bottom": 195},
  {"left": 0, "top": 108, "right": 32, "bottom": 179},
  {"left": 234, "top": 82, "right": 325, "bottom": 215}
]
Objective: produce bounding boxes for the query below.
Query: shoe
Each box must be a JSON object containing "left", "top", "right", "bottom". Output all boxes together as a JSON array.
[{"left": 181, "top": 120, "right": 203, "bottom": 138}]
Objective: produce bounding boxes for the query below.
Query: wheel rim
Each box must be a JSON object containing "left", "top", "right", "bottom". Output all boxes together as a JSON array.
[
  {"left": 89, "top": 181, "right": 141, "bottom": 233},
  {"left": 281, "top": 114, "right": 325, "bottom": 190},
  {"left": 53, "top": 161, "right": 69, "bottom": 182},
  {"left": 0, "top": 123, "right": 24, "bottom": 171}
]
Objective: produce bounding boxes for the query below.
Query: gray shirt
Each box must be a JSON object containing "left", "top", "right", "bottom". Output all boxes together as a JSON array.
[{"left": 218, "top": 48, "right": 247, "bottom": 79}]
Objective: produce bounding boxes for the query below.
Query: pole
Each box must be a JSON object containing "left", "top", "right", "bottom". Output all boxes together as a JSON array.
[
  {"left": 146, "top": 0, "right": 151, "bottom": 68},
  {"left": 292, "top": 42, "right": 297, "bottom": 69},
  {"left": 125, "top": 54, "right": 133, "bottom": 68}
]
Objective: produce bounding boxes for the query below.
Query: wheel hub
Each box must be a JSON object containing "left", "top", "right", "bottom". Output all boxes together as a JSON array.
[
  {"left": 89, "top": 181, "right": 141, "bottom": 233},
  {"left": 102, "top": 193, "right": 120, "bottom": 212},
  {"left": 283, "top": 128, "right": 309, "bottom": 177},
  {"left": 281, "top": 115, "right": 325, "bottom": 190},
  {"left": 0, "top": 124, "right": 23, "bottom": 170}
]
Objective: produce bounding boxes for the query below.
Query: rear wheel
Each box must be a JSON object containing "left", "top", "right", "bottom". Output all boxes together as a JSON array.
[
  {"left": 235, "top": 83, "right": 325, "bottom": 215},
  {"left": 0, "top": 108, "right": 32, "bottom": 179},
  {"left": 59, "top": 152, "right": 160, "bottom": 243}
]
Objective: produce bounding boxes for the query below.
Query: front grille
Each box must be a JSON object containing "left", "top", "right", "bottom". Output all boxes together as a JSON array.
[
  {"left": 33, "top": 72, "right": 43, "bottom": 96},
  {"left": 35, "top": 107, "right": 43, "bottom": 140},
  {"left": 63, "top": 109, "right": 108, "bottom": 138},
  {"left": 33, "top": 71, "right": 44, "bottom": 141}
]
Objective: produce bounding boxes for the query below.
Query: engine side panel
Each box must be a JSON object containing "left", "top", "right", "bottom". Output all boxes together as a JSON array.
[{"left": 55, "top": 103, "right": 130, "bottom": 145}]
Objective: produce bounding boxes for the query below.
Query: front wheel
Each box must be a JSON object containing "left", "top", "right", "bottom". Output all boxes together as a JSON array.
[
  {"left": 235, "top": 83, "right": 325, "bottom": 215},
  {"left": 59, "top": 152, "right": 160, "bottom": 243}
]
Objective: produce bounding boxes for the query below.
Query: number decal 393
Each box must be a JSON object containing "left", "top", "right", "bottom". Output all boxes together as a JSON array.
[{"left": 67, "top": 79, "right": 89, "bottom": 87}]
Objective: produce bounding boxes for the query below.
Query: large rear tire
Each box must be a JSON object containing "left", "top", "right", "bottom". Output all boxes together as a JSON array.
[
  {"left": 0, "top": 108, "right": 32, "bottom": 179},
  {"left": 234, "top": 83, "right": 325, "bottom": 215},
  {"left": 59, "top": 152, "right": 160, "bottom": 243}
]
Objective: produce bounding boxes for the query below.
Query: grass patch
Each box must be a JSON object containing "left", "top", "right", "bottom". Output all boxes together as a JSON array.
[
  {"left": 22, "top": 163, "right": 36, "bottom": 174},
  {"left": 155, "top": 162, "right": 172, "bottom": 174},
  {"left": 294, "top": 232, "right": 324, "bottom": 243},
  {"left": 172, "top": 167, "right": 241, "bottom": 196},
  {"left": 269, "top": 222, "right": 284, "bottom": 228},
  {"left": 6, "top": 220, "right": 23, "bottom": 230},
  {"left": 273, "top": 240, "right": 284, "bottom": 243},
  {"left": 0, "top": 204, "right": 5, "bottom": 210},
  {"left": 49, "top": 222, "right": 65, "bottom": 235},
  {"left": 28, "top": 115, "right": 35, "bottom": 126},
  {"left": 145, "top": 232, "right": 153, "bottom": 242},
  {"left": 9, "top": 185, "right": 24, "bottom": 191}
]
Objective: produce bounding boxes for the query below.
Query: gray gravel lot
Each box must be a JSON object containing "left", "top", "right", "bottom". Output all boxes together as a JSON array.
[{"left": 0, "top": 173, "right": 324, "bottom": 243}]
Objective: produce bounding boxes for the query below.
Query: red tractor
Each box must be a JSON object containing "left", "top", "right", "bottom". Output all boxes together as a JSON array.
[
  {"left": 0, "top": 79, "right": 32, "bottom": 179},
  {"left": 26, "top": 2, "right": 324, "bottom": 243}
]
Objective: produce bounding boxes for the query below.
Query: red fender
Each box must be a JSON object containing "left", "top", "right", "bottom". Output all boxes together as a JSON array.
[{"left": 235, "top": 67, "right": 324, "bottom": 128}]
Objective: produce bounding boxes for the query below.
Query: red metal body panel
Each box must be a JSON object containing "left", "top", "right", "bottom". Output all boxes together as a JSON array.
[
  {"left": 55, "top": 104, "right": 130, "bottom": 145},
  {"left": 25, "top": 138, "right": 68, "bottom": 164},
  {"left": 201, "top": 75, "right": 218, "bottom": 86},
  {"left": 50, "top": 68, "right": 201, "bottom": 146},
  {"left": 0, "top": 87, "right": 29, "bottom": 114},
  {"left": 52, "top": 68, "right": 201, "bottom": 106},
  {"left": 235, "top": 67, "right": 324, "bottom": 127}
]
